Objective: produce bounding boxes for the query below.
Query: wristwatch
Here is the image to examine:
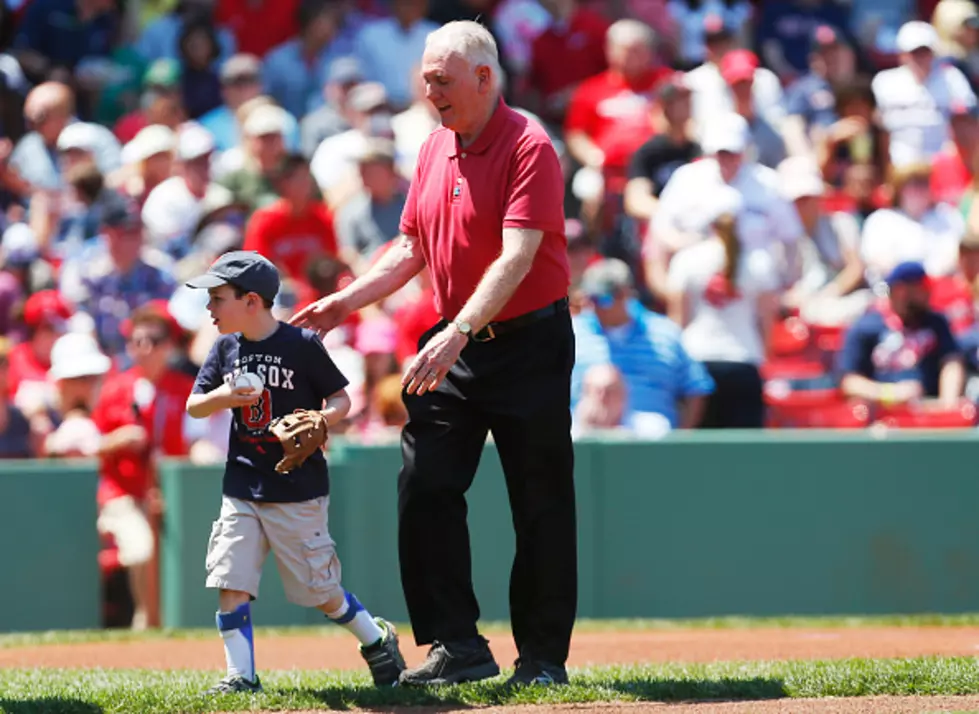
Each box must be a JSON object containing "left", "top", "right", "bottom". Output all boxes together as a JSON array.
[{"left": 453, "top": 320, "right": 473, "bottom": 339}]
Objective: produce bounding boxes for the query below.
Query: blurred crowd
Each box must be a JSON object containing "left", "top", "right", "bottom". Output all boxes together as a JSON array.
[{"left": 1, "top": 0, "right": 979, "bottom": 463}]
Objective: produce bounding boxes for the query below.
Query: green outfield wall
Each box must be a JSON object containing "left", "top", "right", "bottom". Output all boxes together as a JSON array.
[
  {"left": 157, "top": 431, "right": 979, "bottom": 629},
  {"left": 0, "top": 460, "right": 101, "bottom": 632},
  {"left": 5, "top": 432, "right": 979, "bottom": 633}
]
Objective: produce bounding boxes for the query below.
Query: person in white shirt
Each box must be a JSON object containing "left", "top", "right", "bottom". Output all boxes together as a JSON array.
[
  {"left": 860, "top": 162, "right": 966, "bottom": 289},
  {"left": 667, "top": 186, "right": 780, "bottom": 428},
  {"left": 649, "top": 112, "right": 803, "bottom": 299},
  {"left": 872, "top": 20, "right": 977, "bottom": 167},
  {"left": 685, "top": 13, "right": 784, "bottom": 141}
]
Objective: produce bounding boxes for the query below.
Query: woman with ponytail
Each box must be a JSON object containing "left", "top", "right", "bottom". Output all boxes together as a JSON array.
[{"left": 666, "top": 187, "right": 780, "bottom": 427}]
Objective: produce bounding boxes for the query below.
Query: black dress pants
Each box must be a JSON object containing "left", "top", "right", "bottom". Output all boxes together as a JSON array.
[{"left": 398, "top": 309, "right": 577, "bottom": 665}]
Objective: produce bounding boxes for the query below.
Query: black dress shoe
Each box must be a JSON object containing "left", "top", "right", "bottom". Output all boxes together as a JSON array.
[
  {"left": 398, "top": 636, "right": 500, "bottom": 686},
  {"left": 506, "top": 658, "right": 569, "bottom": 687}
]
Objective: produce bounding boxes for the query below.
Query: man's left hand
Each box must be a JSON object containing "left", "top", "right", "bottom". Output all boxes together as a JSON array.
[{"left": 403, "top": 326, "right": 468, "bottom": 396}]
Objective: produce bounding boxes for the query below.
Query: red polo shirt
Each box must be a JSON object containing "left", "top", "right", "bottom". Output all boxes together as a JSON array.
[
  {"left": 528, "top": 9, "right": 610, "bottom": 104},
  {"left": 400, "top": 100, "right": 569, "bottom": 323},
  {"left": 564, "top": 68, "right": 671, "bottom": 167},
  {"left": 243, "top": 199, "right": 338, "bottom": 284},
  {"left": 93, "top": 367, "right": 195, "bottom": 507},
  {"left": 216, "top": 0, "right": 300, "bottom": 57}
]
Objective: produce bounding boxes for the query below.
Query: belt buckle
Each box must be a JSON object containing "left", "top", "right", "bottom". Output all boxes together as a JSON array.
[{"left": 473, "top": 324, "right": 496, "bottom": 342}]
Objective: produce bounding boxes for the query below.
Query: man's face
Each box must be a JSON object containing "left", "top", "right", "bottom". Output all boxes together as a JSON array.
[
  {"left": 729, "top": 77, "right": 753, "bottom": 103},
  {"left": 608, "top": 39, "right": 652, "bottom": 78},
  {"left": 105, "top": 224, "right": 143, "bottom": 271},
  {"left": 359, "top": 160, "right": 396, "bottom": 198},
  {"left": 223, "top": 75, "right": 261, "bottom": 109},
  {"left": 251, "top": 132, "right": 285, "bottom": 171},
  {"left": 57, "top": 374, "right": 101, "bottom": 412},
  {"left": 891, "top": 281, "right": 931, "bottom": 323},
  {"left": 821, "top": 43, "right": 854, "bottom": 81},
  {"left": 28, "top": 105, "right": 68, "bottom": 145},
  {"left": 127, "top": 321, "right": 174, "bottom": 371},
  {"left": 278, "top": 165, "right": 314, "bottom": 204},
  {"left": 663, "top": 92, "right": 692, "bottom": 125},
  {"left": 715, "top": 150, "right": 743, "bottom": 183},
  {"left": 905, "top": 47, "right": 934, "bottom": 77},
  {"left": 422, "top": 49, "right": 490, "bottom": 135}
]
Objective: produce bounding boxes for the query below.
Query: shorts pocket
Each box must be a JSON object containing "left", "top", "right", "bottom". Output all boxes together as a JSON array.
[
  {"left": 204, "top": 520, "right": 223, "bottom": 574},
  {"left": 302, "top": 534, "right": 340, "bottom": 591}
]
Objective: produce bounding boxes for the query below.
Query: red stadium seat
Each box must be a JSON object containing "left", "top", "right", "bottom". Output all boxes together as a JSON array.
[
  {"left": 875, "top": 400, "right": 979, "bottom": 429},
  {"left": 769, "top": 317, "right": 810, "bottom": 359}
]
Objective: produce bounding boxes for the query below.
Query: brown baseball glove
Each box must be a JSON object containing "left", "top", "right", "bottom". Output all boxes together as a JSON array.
[{"left": 268, "top": 409, "right": 329, "bottom": 474}]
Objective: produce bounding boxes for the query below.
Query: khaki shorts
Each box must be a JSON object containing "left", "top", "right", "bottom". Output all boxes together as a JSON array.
[
  {"left": 97, "top": 495, "right": 154, "bottom": 568},
  {"left": 205, "top": 495, "right": 342, "bottom": 607}
]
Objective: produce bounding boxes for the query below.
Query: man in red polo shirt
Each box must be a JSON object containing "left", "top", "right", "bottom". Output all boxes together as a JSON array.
[
  {"left": 8, "top": 290, "right": 72, "bottom": 418},
  {"left": 292, "top": 20, "right": 576, "bottom": 689},
  {"left": 93, "top": 301, "right": 201, "bottom": 630},
  {"left": 243, "top": 153, "right": 338, "bottom": 290}
]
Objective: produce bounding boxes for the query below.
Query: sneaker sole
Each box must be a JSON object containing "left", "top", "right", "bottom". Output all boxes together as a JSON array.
[{"left": 400, "top": 660, "right": 501, "bottom": 686}]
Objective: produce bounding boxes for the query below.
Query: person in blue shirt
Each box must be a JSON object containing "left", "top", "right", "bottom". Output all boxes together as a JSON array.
[
  {"left": 571, "top": 258, "right": 715, "bottom": 432},
  {"left": 839, "top": 261, "right": 966, "bottom": 408},
  {"left": 783, "top": 24, "right": 857, "bottom": 154},
  {"left": 756, "top": 0, "right": 852, "bottom": 80},
  {"left": 185, "top": 250, "right": 405, "bottom": 694},
  {"left": 14, "top": 0, "right": 117, "bottom": 72}
]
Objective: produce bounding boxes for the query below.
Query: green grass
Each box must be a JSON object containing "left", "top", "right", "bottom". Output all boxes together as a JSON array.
[
  {"left": 6, "top": 613, "right": 979, "bottom": 649},
  {"left": 4, "top": 657, "right": 979, "bottom": 713}
]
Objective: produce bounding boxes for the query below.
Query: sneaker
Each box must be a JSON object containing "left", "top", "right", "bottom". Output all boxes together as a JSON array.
[
  {"left": 359, "top": 618, "right": 406, "bottom": 686},
  {"left": 506, "top": 658, "right": 569, "bottom": 687},
  {"left": 203, "top": 675, "right": 263, "bottom": 695},
  {"left": 398, "top": 636, "right": 500, "bottom": 686}
]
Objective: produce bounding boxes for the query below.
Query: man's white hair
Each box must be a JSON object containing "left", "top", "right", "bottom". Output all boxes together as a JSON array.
[
  {"left": 425, "top": 20, "right": 504, "bottom": 93},
  {"left": 606, "top": 19, "right": 656, "bottom": 48}
]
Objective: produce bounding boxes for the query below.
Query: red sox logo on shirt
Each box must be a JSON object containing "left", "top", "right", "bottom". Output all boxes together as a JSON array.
[
  {"left": 871, "top": 329, "right": 937, "bottom": 372},
  {"left": 223, "top": 353, "right": 297, "bottom": 431}
]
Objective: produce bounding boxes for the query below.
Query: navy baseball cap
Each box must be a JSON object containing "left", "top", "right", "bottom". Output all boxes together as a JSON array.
[
  {"left": 186, "top": 250, "right": 280, "bottom": 304},
  {"left": 886, "top": 261, "right": 928, "bottom": 287}
]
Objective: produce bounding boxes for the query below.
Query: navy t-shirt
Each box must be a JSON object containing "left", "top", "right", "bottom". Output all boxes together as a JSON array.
[
  {"left": 192, "top": 323, "right": 349, "bottom": 503},
  {"left": 838, "top": 309, "right": 960, "bottom": 397}
]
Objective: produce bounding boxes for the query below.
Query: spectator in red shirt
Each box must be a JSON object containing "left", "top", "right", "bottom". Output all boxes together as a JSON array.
[
  {"left": 243, "top": 153, "right": 339, "bottom": 288},
  {"left": 215, "top": 0, "right": 300, "bottom": 58},
  {"left": 932, "top": 103, "right": 979, "bottom": 206},
  {"left": 525, "top": 0, "right": 610, "bottom": 126},
  {"left": 92, "top": 300, "right": 200, "bottom": 630},
  {"left": 564, "top": 18, "right": 670, "bottom": 174},
  {"left": 8, "top": 289, "right": 71, "bottom": 419}
]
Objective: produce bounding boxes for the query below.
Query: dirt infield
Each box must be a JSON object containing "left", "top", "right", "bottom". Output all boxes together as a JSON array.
[
  {"left": 3, "top": 626, "right": 979, "bottom": 670},
  {"left": 6, "top": 627, "right": 979, "bottom": 712}
]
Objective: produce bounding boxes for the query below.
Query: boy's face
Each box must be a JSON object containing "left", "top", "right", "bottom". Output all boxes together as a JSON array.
[{"left": 207, "top": 284, "right": 259, "bottom": 334}]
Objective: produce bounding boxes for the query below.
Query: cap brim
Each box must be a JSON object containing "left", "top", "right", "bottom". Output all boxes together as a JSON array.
[{"left": 185, "top": 273, "right": 229, "bottom": 290}]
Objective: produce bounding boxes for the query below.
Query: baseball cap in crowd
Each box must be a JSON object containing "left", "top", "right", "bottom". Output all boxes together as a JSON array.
[
  {"left": 101, "top": 191, "right": 142, "bottom": 230},
  {"left": 329, "top": 56, "right": 364, "bottom": 86},
  {"left": 1, "top": 222, "right": 39, "bottom": 268},
  {"left": 720, "top": 49, "right": 758, "bottom": 85},
  {"left": 657, "top": 72, "right": 691, "bottom": 103},
  {"left": 143, "top": 58, "right": 181, "bottom": 89},
  {"left": 243, "top": 104, "right": 290, "bottom": 138},
  {"left": 23, "top": 289, "right": 72, "bottom": 329},
  {"left": 186, "top": 250, "right": 281, "bottom": 304},
  {"left": 886, "top": 261, "right": 929, "bottom": 287},
  {"left": 810, "top": 24, "right": 845, "bottom": 53},
  {"left": 220, "top": 54, "right": 262, "bottom": 84},
  {"left": 57, "top": 122, "right": 101, "bottom": 153},
  {"left": 778, "top": 156, "right": 825, "bottom": 201},
  {"left": 177, "top": 121, "right": 216, "bottom": 160},
  {"left": 49, "top": 332, "right": 111, "bottom": 381},
  {"left": 580, "top": 258, "right": 633, "bottom": 308},
  {"left": 349, "top": 82, "right": 389, "bottom": 114},
  {"left": 122, "top": 124, "right": 176, "bottom": 164},
  {"left": 701, "top": 112, "right": 750, "bottom": 154},
  {"left": 896, "top": 21, "right": 938, "bottom": 53}
]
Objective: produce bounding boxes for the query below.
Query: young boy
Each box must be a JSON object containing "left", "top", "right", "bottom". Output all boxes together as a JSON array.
[{"left": 185, "top": 250, "right": 405, "bottom": 694}]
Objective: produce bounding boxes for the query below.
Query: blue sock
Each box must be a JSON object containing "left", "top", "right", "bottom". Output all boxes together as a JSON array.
[{"left": 216, "top": 602, "right": 256, "bottom": 681}]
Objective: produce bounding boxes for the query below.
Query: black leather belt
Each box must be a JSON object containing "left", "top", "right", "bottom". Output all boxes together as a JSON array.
[{"left": 471, "top": 297, "right": 569, "bottom": 342}]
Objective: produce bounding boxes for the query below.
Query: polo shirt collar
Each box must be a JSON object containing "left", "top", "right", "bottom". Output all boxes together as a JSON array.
[{"left": 447, "top": 97, "right": 508, "bottom": 157}]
